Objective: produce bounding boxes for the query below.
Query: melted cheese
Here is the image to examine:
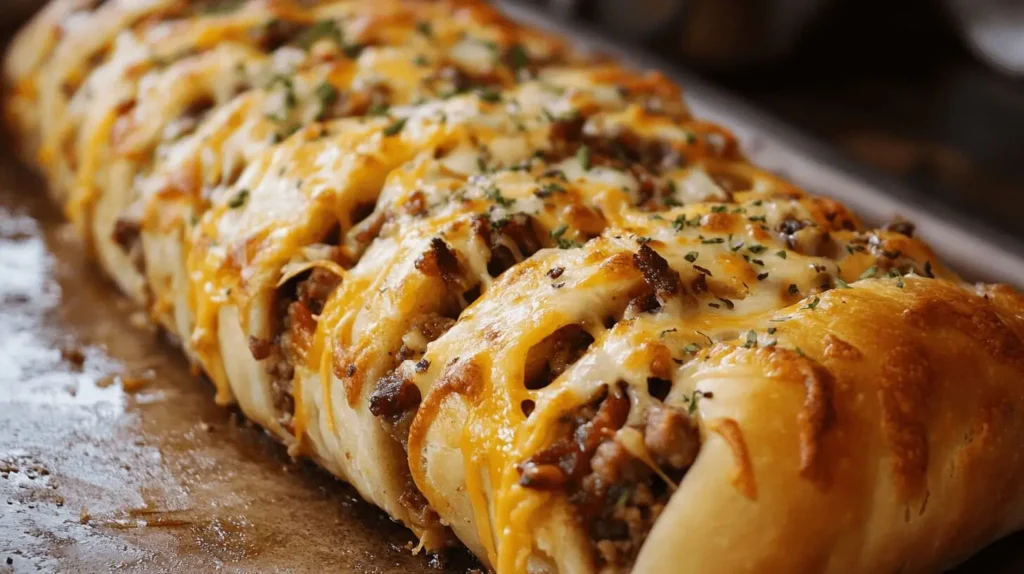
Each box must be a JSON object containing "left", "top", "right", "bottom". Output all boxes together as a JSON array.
[{"left": 397, "top": 174, "right": 956, "bottom": 570}]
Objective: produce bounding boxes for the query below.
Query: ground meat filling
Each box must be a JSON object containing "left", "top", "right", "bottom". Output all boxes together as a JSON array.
[
  {"left": 428, "top": 65, "right": 504, "bottom": 99},
  {"left": 707, "top": 169, "right": 752, "bottom": 196},
  {"left": 376, "top": 212, "right": 553, "bottom": 422},
  {"left": 368, "top": 211, "right": 551, "bottom": 442},
  {"left": 471, "top": 213, "right": 546, "bottom": 278},
  {"left": 369, "top": 371, "right": 422, "bottom": 451},
  {"left": 633, "top": 244, "right": 682, "bottom": 300},
  {"left": 542, "top": 126, "right": 690, "bottom": 203},
  {"left": 554, "top": 127, "right": 735, "bottom": 210},
  {"left": 642, "top": 404, "right": 700, "bottom": 471},
  {"left": 370, "top": 315, "right": 461, "bottom": 449},
  {"left": 398, "top": 483, "right": 449, "bottom": 546},
  {"left": 111, "top": 216, "right": 145, "bottom": 275},
  {"left": 625, "top": 244, "right": 684, "bottom": 317},
  {"left": 587, "top": 132, "right": 684, "bottom": 175},
  {"left": 415, "top": 237, "right": 461, "bottom": 286},
  {"left": 517, "top": 384, "right": 631, "bottom": 490},
  {"left": 523, "top": 324, "right": 596, "bottom": 391},
  {"left": 368, "top": 237, "right": 473, "bottom": 444},
  {"left": 365, "top": 215, "right": 551, "bottom": 524},
  {"left": 257, "top": 266, "right": 343, "bottom": 433},
  {"left": 368, "top": 314, "right": 460, "bottom": 540},
  {"left": 252, "top": 18, "right": 309, "bottom": 53},
  {"left": 777, "top": 217, "right": 836, "bottom": 257},
  {"left": 369, "top": 312, "right": 459, "bottom": 449},
  {"left": 518, "top": 387, "right": 701, "bottom": 571}
]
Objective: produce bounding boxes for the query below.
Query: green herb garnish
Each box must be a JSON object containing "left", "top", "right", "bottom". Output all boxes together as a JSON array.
[
  {"left": 744, "top": 330, "right": 758, "bottom": 348},
  {"left": 576, "top": 145, "right": 592, "bottom": 171},
  {"left": 486, "top": 186, "right": 515, "bottom": 207},
  {"left": 315, "top": 82, "right": 339, "bottom": 117},
  {"left": 506, "top": 43, "right": 529, "bottom": 70},
  {"left": 477, "top": 87, "right": 502, "bottom": 103},
  {"left": 382, "top": 117, "right": 407, "bottom": 137},
  {"left": 227, "top": 189, "right": 249, "bottom": 209},
  {"left": 858, "top": 266, "right": 878, "bottom": 280},
  {"left": 295, "top": 20, "right": 344, "bottom": 50}
]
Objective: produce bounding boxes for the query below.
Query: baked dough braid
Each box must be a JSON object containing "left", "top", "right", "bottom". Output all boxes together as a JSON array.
[{"left": 6, "top": 1, "right": 1024, "bottom": 572}]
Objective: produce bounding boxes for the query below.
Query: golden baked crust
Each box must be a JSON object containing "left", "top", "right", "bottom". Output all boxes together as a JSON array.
[{"left": 6, "top": 1, "right": 1024, "bottom": 572}]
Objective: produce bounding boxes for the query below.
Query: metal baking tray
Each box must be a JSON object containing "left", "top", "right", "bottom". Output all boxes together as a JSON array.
[{"left": 2, "top": 2, "right": 1023, "bottom": 572}]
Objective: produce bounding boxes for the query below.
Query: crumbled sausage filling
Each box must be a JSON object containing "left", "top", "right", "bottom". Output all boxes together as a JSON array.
[
  {"left": 518, "top": 386, "right": 700, "bottom": 572},
  {"left": 522, "top": 324, "right": 596, "bottom": 391},
  {"left": 256, "top": 266, "right": 343, "bottom": 433}
]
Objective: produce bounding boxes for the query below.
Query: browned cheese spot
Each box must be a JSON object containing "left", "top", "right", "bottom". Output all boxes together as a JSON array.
[
  {"left": 823, "top": 334, "right": 862, "bottom": 361},
  {"left": 878, "top": 344, "right": 931, "bottom": 498},
  {"left": 903, "top": 294, "right": 1024, "bottom": 368},
  {"left": 810, "top": 196, "right": 860, "bottom": 232},
  {"left": 403, "top": 191, "right": 427, "bottom": 217},
  {"left": 701, "top": 212, "right": 735, "bottom": 234},
  {"left": 411, "top": 357, "right": 486, "bottom": 438},
  {"left": 644, "top": 342, "right": 674, "bottom": 380},
  {"left": 709, "top": 417, "right": 758, "bottom": 501},
  {"left": 333, "top": 346, "right": 365, "bottom": 407},
  {"left": 766, "top": 347, "right": 836, "bottom": 483},
  {"left": 596, "top": 250, "right": 635, "bottom": 275}
]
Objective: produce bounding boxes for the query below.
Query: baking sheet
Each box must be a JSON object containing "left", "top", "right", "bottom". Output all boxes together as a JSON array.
[{"left": 3, "top": 2, "right": 1024, "bottom": 572}]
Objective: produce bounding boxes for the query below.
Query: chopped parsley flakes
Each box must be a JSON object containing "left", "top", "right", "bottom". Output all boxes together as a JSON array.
[
  {"left": 227, "top": 189, "right": 249, "bottom": 209},
  {"left": 744, "top": 330, "right": 758, "bottom": 348},
  {"left": 576, "top": 145, "right": 592, "bottom": 171},
  {"left": 485, "top": 186, "right": 515, "bottom": 207},
  {"left": 858, "top": 266, "right": 878, "bottom": 280},
  {"left": 382, "top": 117, "right": 407, "bottom": 137}
]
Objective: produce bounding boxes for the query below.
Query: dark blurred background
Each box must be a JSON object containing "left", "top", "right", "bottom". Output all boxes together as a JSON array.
[{"left": 522, "top": 0, "right": 1024, "bottom": 241}]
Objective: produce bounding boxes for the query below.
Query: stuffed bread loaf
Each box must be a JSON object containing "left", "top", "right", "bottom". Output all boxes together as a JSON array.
[{"left": 6, "top": 1, "right": 1024, "bottom": 573}]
